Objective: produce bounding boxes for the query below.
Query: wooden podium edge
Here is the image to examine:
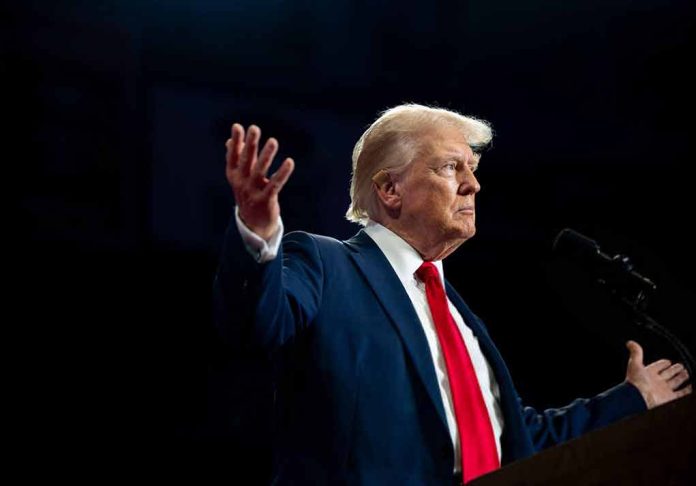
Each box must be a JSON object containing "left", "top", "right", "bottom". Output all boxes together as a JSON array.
[{"left": 471, "top": 393, "right": 695, "bottom": 485}]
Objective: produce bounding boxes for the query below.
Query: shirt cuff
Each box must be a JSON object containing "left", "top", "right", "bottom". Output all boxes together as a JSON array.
[{"left": 234, "top": 207, "right": 283, "bottom": 263}]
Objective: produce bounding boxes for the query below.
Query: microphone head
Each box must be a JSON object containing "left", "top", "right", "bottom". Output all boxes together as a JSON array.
[
  {"left": 552, "top": 228, "right": 657, "bottom": 299},
  {"left": 552, "top": 228, "right": 601, "bottom": 262}
]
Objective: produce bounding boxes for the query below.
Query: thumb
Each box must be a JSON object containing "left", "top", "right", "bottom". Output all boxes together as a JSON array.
[{"left": 626, "top": 340, "right": 644, "bottom": 368}]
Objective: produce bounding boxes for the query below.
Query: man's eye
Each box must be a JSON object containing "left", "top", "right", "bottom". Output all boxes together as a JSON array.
[{"left": 443, "top": 163, "right": 456, "bottom": 171}]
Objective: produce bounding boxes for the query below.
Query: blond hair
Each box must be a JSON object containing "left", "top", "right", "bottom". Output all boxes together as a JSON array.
[{"left": 345, "top": 103, "right": 493, "bottom": 225}]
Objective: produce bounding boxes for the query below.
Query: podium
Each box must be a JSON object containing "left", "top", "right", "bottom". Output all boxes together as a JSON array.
[{"left": 471, "top": 394, "right": 695, "bottom": 485}]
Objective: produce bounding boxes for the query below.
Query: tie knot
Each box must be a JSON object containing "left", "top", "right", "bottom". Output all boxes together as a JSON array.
[{"left": 416, "top": 261, "right": 440, "bottom": 284}]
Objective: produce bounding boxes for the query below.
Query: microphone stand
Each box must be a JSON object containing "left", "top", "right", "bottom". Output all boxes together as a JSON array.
[{"left": 599, "top": 254, "right": 695, "bottom": 379}]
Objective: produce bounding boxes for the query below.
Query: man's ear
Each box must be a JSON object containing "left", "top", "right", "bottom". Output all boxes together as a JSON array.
[{"left": 372, "top": 170, "right": 402, "bottom": 213}]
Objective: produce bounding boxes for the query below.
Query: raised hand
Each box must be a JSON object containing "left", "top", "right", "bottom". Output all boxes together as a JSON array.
[
  {"left": 226, "top": 123, "right": 295, "bottom": 240},
  {"left": 624, "top": 340, "right": 692, "bottom": 409}
]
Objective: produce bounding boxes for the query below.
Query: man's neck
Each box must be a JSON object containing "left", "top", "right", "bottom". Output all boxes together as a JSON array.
[{"left": 372, "top": 218, "right": 463, "bottom": 261}]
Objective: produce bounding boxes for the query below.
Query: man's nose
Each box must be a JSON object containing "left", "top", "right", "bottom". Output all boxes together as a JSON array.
[{"left": 458, "top": 169, "right": 481, "bottom": 195}]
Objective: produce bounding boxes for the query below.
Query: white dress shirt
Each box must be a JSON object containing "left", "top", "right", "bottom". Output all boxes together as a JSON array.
[{"left": 235, "top": 209, "right": 504, "bottom": 472}]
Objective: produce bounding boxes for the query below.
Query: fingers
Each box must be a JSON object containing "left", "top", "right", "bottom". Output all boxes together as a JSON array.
[
  {"left": 239, "top": 125, "right": 260, "bottom": 176},
  {"left": 647, "top": 359, "right": 673, "bottom": 373},
  {"left": 663, "top": 364, "right": 690, "bottom": 389},
  {"left": 226, "top": 123, "right": 245, "bottom": 171},
  {"left": 675, "top": 384, "right": 693, "bottom": 398},
  {"left": 256, "top": 137, "right": 279, "bottom": 177},
  {"left": 227, "top": 124, "right": 280, "bottom": 178},
  {"left": 226, "top": 124, "right": 293, "bottom": 200},
  {"left": 626, "top": 340, "right": 644, "bottom": 367},
  {"left": 265, "top": 158, "right": 295, "bottom": 197},
  {"left": 660, "top": 363, "right": 684, "bottom": 381}
]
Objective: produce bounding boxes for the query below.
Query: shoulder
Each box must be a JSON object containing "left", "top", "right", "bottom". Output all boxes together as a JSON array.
[
  {"left": 282, "top": 231, "right": 374, "bottom": 274},
  {"left": 283, "top": 230, "right": 339, "bottom": 249},
  {"left": 281, "top": 230, "right": 356, "bottom": 262},
  {"left": 284, "top": 230, "right": 357, "bottom": 252}
]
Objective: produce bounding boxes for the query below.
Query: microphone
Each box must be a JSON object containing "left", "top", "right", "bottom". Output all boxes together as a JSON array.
[
  {"left": 552, "top": 228, "right": 656, "bottom": 298},
  {"left": 554, "top": 229, "right": 696, "bottom": 375}
]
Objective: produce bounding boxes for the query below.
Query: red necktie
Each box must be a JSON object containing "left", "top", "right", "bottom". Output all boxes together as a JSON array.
[{"left": 416, "top": 262, "right": 500, "bottom": 484}]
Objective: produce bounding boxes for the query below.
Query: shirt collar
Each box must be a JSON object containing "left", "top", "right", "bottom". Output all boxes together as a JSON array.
[{"left": 363, "top": 220, "right": 446, "bottom": 288}]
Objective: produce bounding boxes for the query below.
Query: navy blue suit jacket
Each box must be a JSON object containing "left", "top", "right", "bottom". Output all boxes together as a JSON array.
[{"left": 213, "top": 221, "right": 646, "bottom": 485}]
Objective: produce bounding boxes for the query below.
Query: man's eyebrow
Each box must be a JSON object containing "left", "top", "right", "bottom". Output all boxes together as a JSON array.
[{"left": 438, "top": 150, "right": 478, "bottom": 163}]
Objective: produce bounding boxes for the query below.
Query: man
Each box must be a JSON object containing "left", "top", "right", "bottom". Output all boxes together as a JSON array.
[{"left": 213, "top": 104, "right": 691, "bottom": 485}]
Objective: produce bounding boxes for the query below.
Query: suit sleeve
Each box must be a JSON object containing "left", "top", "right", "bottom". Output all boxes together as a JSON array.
[
  {"left": 212, "top": 217, "right": 324, "bottom": 353},
  {"left": 520, "top": 381, "right": 647, "bottom": 451}
]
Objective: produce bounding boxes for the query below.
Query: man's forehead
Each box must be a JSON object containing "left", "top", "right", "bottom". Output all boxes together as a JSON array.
[
  {"left": 421, "top": 140, "right": 475, "bottom": 160},
  {"left": 421, "top": 126, "right": 472, "bottom": 149}
]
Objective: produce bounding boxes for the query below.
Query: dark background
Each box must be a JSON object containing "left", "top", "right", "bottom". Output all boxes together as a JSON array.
[{"left": 7, "top": 0, "right": 695, "bottom": 480}]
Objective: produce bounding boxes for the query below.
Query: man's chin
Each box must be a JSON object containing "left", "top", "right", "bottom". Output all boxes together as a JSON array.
[
  {"left": 448, "top": 223, "right": 476, "bottom": 243},
  {"left": 461, "top": 227, "right": 476, "bottom": 241},
  {"left": 457, "top": 219, "right": 476, "bottom": 237}
]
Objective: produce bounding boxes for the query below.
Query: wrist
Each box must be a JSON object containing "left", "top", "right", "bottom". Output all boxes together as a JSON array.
[
  {"left": 238, "top": 212, "right": 277, "bottom": 242},
  {"left": 625, "top": 379, "right": 654, "bottom": 409}
]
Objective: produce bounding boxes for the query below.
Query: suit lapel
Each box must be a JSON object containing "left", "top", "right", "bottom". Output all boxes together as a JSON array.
[{"left": 344, "top": 230, "right": 449, "bottom": 433}]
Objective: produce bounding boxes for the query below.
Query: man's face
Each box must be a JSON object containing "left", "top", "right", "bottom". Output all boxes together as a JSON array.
[{"left": 395, "top": 126, "right": 481, "bottom": 249}]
